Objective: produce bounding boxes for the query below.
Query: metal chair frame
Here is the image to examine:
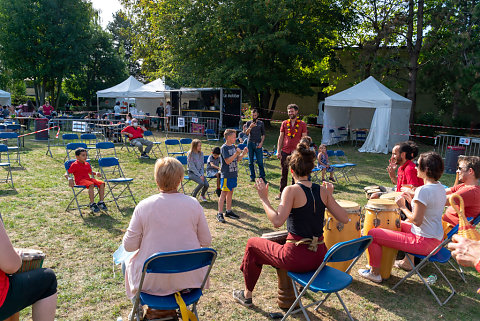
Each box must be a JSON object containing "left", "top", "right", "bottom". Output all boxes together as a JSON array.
[
  {"left": 0, "top": 132, "right": 21, "bottom": 166},
  {"left": 98, "top": 157, "right": 136, "bottom": 211},
  {"left": 143, "top": 130, "right": 164, "bottom": 158},
  {"left": 0, "top": 144, "right": 14, "bottom": 189},
  {"left": 165, "top": 139, "right": 185, "bottom": 157},
  {"left": 130, "top": 248, "right": 217, "bottom": 321},
  {"left": 282, "top": 236, "right": 373, "bottom": 321}
]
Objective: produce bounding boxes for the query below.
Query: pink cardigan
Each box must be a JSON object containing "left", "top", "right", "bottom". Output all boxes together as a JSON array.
[{"left": 123, "top": 192, "right": 212, "bottom": 299}]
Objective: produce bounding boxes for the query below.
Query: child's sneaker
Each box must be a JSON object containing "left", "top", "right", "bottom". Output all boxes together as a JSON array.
[
  {"left": 90, "top": 203, "right": 100, "bottom": 213},
  {"left": 97, "top": 201, "right": 108, "bottom": 211},
  {"left": 200, "top": 195, "right": 208, "bottom": 202},
  {"left": 225, "top": 210, "right": 240, "bottom": 219},
  {"left": 216, "top": 213, "right": 226, "bottom": 223},
  {"left": 215, "top": 188, "right": 222, "bottom": 197},
  {"left": 232, "top": 290, "right": 252, "bottom": 307},
  {"left": 357, "top": 268, "right": 382, "bottom": 283}
]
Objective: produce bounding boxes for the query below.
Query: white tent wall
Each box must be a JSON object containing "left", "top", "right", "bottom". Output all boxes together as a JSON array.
[
  {"left": 358, "top": 107, "right": 392, "bottom": 153},
  {"left": 0, "top": 89, "right": 11, "bottom": 106},
  {"left": 135, "top": 98, "right": 166, "bottom": 116},
  {"left": 387, "top": 102, "right": 412, "bottom": 149}
]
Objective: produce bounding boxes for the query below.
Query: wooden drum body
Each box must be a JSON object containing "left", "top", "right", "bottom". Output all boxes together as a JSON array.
[
  {"left": 324, "top": 200, "right": 361, "bottom": 272},
  {"left": 15, "top": 248, "right": 45, "bottom": 274},
  {"left": 363, "top": 199, "right": 401, "bottom": 279},
  {"left": 261, "top": 230, "right": 296, "bottom": 309}
]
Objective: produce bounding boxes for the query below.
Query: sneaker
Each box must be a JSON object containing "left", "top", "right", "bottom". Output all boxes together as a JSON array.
[
  {"left": 225, "top": 210, "right": 240, "bottom": 219},
  {"left": 357, "top": 268, "right": 382, "bottom": 283},
  {"left": 275, "top": 194, "right": 281, "bottom": 200},
  {"left": 232, "top": 289, "right": 253, "bottom": 307},
  {"left": 97, "top": 201, "right": 108, "bottom": 211},
  {"left": 216, "top": 213, "right": 226, "bottom": 223},
  {"left": 329, "top": 177, "right": 336, "bottom": 182},
  {"left": 140, "top": 153, "right": 150, "bottom": 159},
  {"left": 90, "top": 203, "right": 100, "bottom": 213},
  {"left": 200, "top": 195, "right": 208, "bottom": 202},
  {"left": 215, "top": 188, "right": 221, "bottom": 197},
  {"left": 250, "top": 178, "right": 256, "bottom": 182}
]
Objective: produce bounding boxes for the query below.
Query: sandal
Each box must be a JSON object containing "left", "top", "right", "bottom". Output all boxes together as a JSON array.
[
  {"left": 232, "top": 289, "right": 253, "bottom": 307},
  {"left": 394, "top": 260, "right": 413, "bottom": 272}
]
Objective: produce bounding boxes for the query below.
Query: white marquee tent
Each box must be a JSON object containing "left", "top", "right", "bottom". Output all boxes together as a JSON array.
[
  {"left": 131, "top": 79, "right": 172, "bottom": 115},
  {"left": 321, "top": 76, "right": 412, "bottom": 154},
  {"left": 0, "top": 89, "right": 11, "bottom": 106},
  {"left": 96, "top": 76, "right": 144, "bottom": 111}
]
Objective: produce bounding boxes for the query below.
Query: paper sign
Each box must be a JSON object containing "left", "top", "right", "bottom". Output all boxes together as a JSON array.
[
  {"left": 178, "top": 117, "right": 185, "bottom": 127},
  {"left": 459, "top": 137, "right": 471, "bottom": 145},
  {"left": 192, "top": 117, "right": 199, "bottom": 124},
  {"left": 472, "top": 138, "right": 480, "bottom": 144}
]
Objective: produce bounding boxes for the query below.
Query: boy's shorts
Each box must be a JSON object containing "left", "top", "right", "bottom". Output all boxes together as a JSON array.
[
  {"left": 77, "top": 178, "right": 104, "bottom": 188},
  {"left": 220, "top": 178, "right": 237, "bottom": 191}
]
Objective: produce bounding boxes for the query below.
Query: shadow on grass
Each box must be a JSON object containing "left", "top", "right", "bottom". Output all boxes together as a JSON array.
[
  {"left": 0, "top": 189, "right": 18, "bottom": 196},
  {"left": 83, "top": 212, "right": 125, "bottom": 236}
]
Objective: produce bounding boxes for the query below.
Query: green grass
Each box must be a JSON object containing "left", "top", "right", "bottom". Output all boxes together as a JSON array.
[{"left": 1, "top": 123, "right": 479, "bottom": 320}]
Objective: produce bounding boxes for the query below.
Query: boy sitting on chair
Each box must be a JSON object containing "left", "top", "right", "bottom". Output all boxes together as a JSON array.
[{"left": 64, "top": 148, "right": 108, "bottom": 213}]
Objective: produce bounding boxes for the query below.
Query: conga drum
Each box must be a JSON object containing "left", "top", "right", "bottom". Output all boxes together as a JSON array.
[
  {"left": 364, "top": 185, "right": 381, "bottom": 199},
  {"left": 261, "top": 231, "right": 296, "bottom": 309},
  {"left": 324, "top": 200, "right": 361, "bottom": 272},
  {"left": 15, "top": 248, "right": 45, "bottom": 273},
  {"left": 380, "top": 191, "right": 403, "bottom": 201},
  {"left": 363, "top": 199, "right": 401, "bottom": 279}
]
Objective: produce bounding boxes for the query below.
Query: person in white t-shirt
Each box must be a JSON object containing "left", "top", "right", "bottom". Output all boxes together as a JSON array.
[
  {"left": 164, "top": 101, "right": 171, "bottom": 131},
  {"left": 358, "top": 151, "right": 446, "bottom": 283}
]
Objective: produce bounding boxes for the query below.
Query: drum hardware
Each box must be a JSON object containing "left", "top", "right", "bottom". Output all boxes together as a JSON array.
[{"left": 336, "top": 222, "right": 344, "bottom": 232}]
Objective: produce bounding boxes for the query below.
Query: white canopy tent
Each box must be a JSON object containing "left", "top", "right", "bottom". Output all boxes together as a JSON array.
[
  {"left": 96, "top": 76, "right": 144, "bottom": 111},
  {"left": 0, "top": 89, "right": 11, "bottom": 106},
  {"left": 321, "top": 76, "right": 412, "bottom": 154},
  {"left": 131, "top": 79, "right": 172, "bottom": 115}
]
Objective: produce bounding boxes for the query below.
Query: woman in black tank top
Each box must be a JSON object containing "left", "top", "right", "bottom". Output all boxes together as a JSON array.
[{"left": 233, "top": 142, "right": 349, "bottom": 307}]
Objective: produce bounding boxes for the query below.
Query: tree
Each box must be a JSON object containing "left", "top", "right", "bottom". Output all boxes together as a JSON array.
[
  {"left": 0, "top": 0, "right": 92, "bottom": 107},
  {"left": 64, "top": 26, "right": 128, "bottom": 108},
  {"left": 420, "top": 0, "right": 480, "bottom": 120},
  {"left": 124, "top": 0, "right": 353, "bottom": 122},
  {"left": 107, "top": 11, "right": 141, "bottom": 78}
]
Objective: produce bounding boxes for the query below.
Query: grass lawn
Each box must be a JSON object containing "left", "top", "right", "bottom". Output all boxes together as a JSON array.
[{"left": 1, "top": 123, "right": 479, "bottom": 321}]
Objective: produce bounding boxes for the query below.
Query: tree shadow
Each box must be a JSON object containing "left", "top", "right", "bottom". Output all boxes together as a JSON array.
[{"left": 83, "top": 212, "right": 124, "bottom": 236}]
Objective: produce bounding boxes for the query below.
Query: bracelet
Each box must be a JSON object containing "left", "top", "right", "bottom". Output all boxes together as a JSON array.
[{"left": 475, "top": 258, "right": 480, "bottom": 274}]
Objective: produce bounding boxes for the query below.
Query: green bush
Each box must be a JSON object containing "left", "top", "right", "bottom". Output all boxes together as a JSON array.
[{"left": 302, "top": 114, "right": 318, "bottom": 125}]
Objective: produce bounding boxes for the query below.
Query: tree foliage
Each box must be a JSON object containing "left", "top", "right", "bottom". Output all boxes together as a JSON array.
[
  {"left": 0, "top": 0, "right": 92, "bottom": 107},
  {"left": 107, "top": 11, "right": 141, "bottom": 78},
  {"left": 124, "top": 0, "right": 353, "bottom": 119},
  {"left": 420, "top": 0, "right": 480, "bottom": 119},
  {"left": 64, "top": 26, "right": 128, "bottom": 108}
]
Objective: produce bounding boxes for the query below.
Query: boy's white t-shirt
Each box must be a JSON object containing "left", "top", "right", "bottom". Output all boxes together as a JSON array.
[{"left": 411, "top": 182, "right": 446, "bottom": 240}]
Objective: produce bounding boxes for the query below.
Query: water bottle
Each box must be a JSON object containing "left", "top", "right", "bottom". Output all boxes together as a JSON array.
[{"left": 426, "top": 274, "right": 437, "bottom": 285}]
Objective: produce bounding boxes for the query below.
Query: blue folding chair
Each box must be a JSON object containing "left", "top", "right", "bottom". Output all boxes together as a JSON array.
[
  {"left": 205, "top": 129, "right": 219, "bottom": 145},
  {"left": 80, "top": 133, "right": 98, "bottom": 151},
  {"left": 326, "top": 150, "right": 346, "bottom": 182},
  {"left": 165, "top": 139, "right": 185, "bottom": 156},
  {"left": 143, "top": 131, "right": 164, "bottom": 158},
  {"left": 328, "top": 129, "right": 342, "bottom": 147},
  {"left": 64, "top": 159, "right": 97, "bottom": 217},
  {"left": 180, "top": 138, "right": 193, "bottom": 152},
  {"left": 334, "top": 150, "right": 358, "bottom": 181},
  {"left": 62, "top": 133, "right": 79, "bottom": 145},
  {"left": 176, "top": 155, "right": 194, "bottom": 195},
  {"left": 98, "top": 157, "right": 136, "bottom": 211},
  {"left": 95, "top": 142, "right": 117, "bottom": 159},
  {"left": 0, "top": 144, "right": 14, "bottom": 189},
  {"left": 130, "top": 248, "right": 217, "bottom": 321},
  {"left": 282, "top": 236, "right": 373, "bottom": 321},
  {"left": 65, "top": 142, "right": 88, "bottom": 161},
  {"left": 392, "top": 215, "right": 480, "bottom": 306},
  {"left": 0, "top": 132, "right": 21, "bottom": 166},
  {"left": 353, "top": 130, "right": 367, "bottom": 146}
]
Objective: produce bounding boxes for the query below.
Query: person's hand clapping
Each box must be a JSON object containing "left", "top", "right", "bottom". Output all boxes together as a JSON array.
[
  {"left": 322, "top": 181, "right": 334, "bottom": 194},
  {"left": 255, "top": 178, "right": 269, "bottom": 200},
  {"left": 447, "top": 235, "right": 480, "bottom": 268}
]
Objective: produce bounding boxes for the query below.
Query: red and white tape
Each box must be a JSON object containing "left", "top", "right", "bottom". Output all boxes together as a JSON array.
[{"left": 18, "top": 126, "right": 60, "bottom": 138}]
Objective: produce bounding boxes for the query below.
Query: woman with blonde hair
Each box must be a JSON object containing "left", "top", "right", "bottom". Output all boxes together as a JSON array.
[
  {"left": 122, "top": 157, "right": 212, "bottom": 302},
  {"left": 187, "top": 139, "right": 209, "bottom": 201}
]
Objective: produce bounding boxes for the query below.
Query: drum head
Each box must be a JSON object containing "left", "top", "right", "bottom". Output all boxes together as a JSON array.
[
  {"left": 380, "top": 192, "right": 403, "bottom": 200},
  {"left": 19, "top": 248, "right": 45, "bottom": 261},
  {"left": 336, "top": 200, "right": 361, "bottom": 213},
  {"left": 364, "top": 185, "right": 380, "bottom": 192},
  {"left": 366, "top": 198, "right": 398, "bottom": 210}
]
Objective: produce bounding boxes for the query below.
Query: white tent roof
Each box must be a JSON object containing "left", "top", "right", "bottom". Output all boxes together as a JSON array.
[
  {"left": 321, "top": 76, "right": 412, "bottom": 154},
  {"left": 96, "top": 76, "right": 144, "bottom": 98},
  {"left": 0, "top": 89, "right": 11, "bottom": 106},
  {"left": 129, "top": 78, "right": 172, "bottom": 98}
]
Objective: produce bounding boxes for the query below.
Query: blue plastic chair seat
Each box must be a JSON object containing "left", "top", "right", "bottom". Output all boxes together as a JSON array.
[
  {"left": 106, "top": 178, "right": 133, "bottom": 183},
  {"left": 74, "top": 185, "right": 87, "bottom": 188},
  {"left": 184, "top": 175, "right": 190, "bottom": 180},
  {"left": 140, "top": 288, "right": 203, "bottom": 310},
  {"left": 0, "top": 162, "right": 10, "bottom": 167},
  {"left": 412, "top": 247, "right": 451, "bottom": 264},
  {"left": 330, "top": 164, "right": 347, "bottom": 169},
  {"left": 288, "top": 266, "right": 352, "bottom": 293}
]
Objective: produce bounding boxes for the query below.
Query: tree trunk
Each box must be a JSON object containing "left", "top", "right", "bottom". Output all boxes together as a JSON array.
[
  {"left": 406, "top": 0, "right": 424, "bottom": 125},
  {"left": 34, "top": 79, "right": 40, "bottom": 108},
  {"left": 55, "top": 76, "right": 62, "bottom": 109}
]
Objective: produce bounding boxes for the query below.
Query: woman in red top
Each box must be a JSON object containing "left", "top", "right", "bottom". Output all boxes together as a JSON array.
[{"left": 0, "top": 220, "right": 57, "bottom": 320}]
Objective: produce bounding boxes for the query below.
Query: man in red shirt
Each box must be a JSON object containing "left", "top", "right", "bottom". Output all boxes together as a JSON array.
[
  {"left": 442, "top": 156, "right": 480, "bottom": 231},
  {"left": 276, "top": 104, "right": 308, "bottom": 199},
  {"left": 121, "top": 119, "right": 153, "bottom": 159}
]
